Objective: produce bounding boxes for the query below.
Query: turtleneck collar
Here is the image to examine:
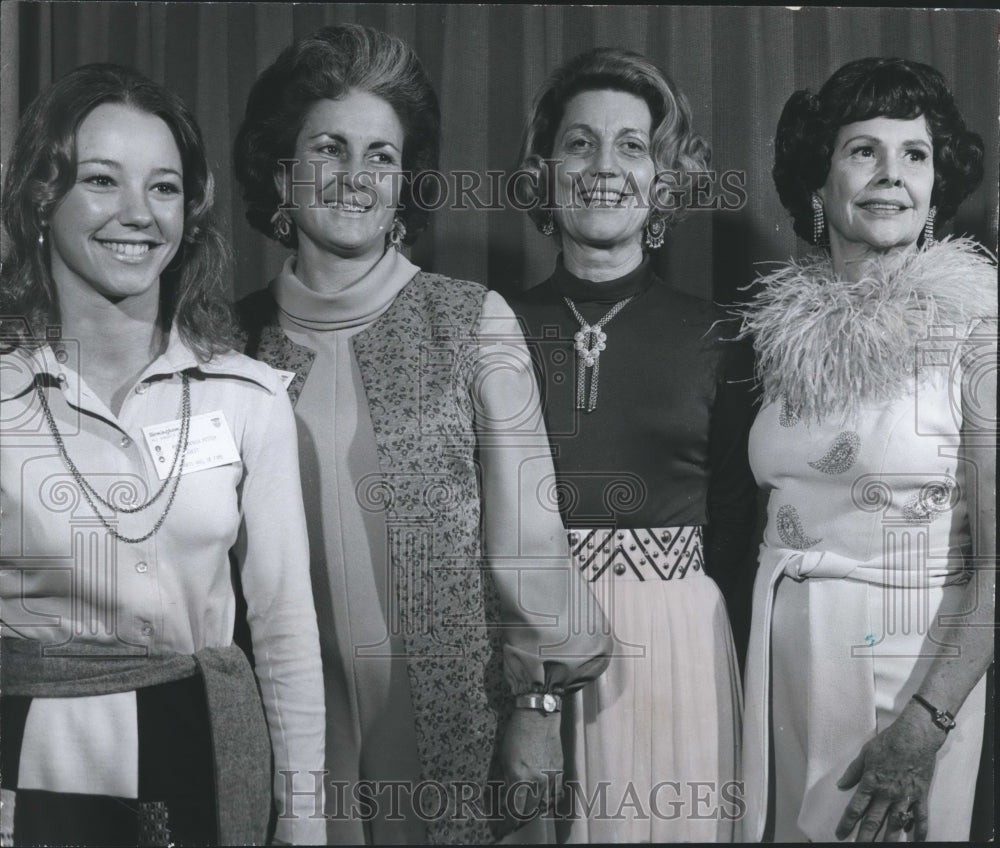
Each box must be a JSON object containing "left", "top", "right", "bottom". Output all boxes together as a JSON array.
[
  {"left": 551, "top": 253, "right": 656, "bottom": 304},
  {"left": 270, "top": 247, "right": 419, "bottom": 332}
]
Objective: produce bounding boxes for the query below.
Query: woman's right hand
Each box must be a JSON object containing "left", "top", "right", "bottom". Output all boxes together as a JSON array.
[{"left": 834, "top": 702, "right": 946, "bottom": 841}]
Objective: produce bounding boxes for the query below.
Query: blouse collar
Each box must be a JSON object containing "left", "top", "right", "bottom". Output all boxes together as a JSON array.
[{"left": 550, "top": 254, "right": 655, "bottom": 304}]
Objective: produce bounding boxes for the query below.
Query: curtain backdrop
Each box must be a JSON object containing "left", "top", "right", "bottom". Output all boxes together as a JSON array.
[
  {"left": 1, "top": 3, "right": 995, "bottom": 840},
  {"left": 2, "top": 3, "right": 997, "bottom": 303}
]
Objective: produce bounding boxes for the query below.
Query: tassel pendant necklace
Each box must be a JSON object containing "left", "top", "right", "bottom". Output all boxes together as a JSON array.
[{"left": 564, "top": 296, "right": 634, "bottom": 412}]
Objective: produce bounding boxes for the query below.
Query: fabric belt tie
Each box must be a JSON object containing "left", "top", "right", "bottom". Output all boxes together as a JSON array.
[
  {"left": 567, "top": 526, "right": 704, "bottom": 581},
  {"left": 0, "top": 639, "right": 271, "bottom": 846},
  {"left": 739, "top": 544, "right": 968, "bottom": 841},
  {"left": 774, "top": 547, "right": 967, "bottom": 587}
]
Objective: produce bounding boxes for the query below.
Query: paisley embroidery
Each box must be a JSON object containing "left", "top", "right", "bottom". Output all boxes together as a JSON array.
[
  {"left": 778, "top": 395, "right": 800, "bottom": 428},
  {"left": 807, "top": 430, "right": 861, "bottom": 474},
  {"left": 902, "top": 480, "right": 956, "bottom": 522},
  {"left": 776, "top": 504, "right": 821, "bottom": 549}
]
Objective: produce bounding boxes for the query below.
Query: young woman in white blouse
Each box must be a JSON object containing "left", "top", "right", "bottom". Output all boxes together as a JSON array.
[{"left": 0, "top": 63, "right": 325, "bottom": 846}]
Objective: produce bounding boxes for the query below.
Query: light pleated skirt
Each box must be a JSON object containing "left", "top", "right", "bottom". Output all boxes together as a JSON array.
[{"left": 557, "top": 546, "right": 742, "bottom": 843}]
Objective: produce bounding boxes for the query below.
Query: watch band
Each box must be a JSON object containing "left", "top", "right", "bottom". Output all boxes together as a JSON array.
[
  {"left": 911, "top": 694, "right": 956, "bottom": 732},
  {"left": 515, "top": 692, "right": 562, "bottom": 714}
]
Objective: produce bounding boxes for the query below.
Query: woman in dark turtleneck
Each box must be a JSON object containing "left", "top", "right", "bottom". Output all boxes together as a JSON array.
[{"left": 508, "top": 47, "right": 758, "bottom": 843}]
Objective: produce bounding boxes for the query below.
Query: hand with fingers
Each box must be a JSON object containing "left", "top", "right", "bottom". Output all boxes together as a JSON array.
[
  {"left": 835, "top": 702, "right": 948, "bottom": 841},
  {"left": 501, "top": 704, "right": 565, "bottom": 819}
]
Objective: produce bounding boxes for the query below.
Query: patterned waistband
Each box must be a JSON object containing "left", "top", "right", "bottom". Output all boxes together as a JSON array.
[{"left": 567, "top": 526, "right": 705, "bottom": 581}]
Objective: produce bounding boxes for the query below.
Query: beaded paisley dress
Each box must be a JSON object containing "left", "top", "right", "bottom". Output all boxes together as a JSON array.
[{"left": 739, "top": 239, "right": 997, "bottom": 842}]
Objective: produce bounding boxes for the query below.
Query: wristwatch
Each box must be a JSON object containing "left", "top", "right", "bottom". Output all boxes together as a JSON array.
[
  {"left": 515, "top": 692, "right": 562, "bottom": 714},
  {"left": 911, "top": 694, "right": 956, "bottom": 732}
]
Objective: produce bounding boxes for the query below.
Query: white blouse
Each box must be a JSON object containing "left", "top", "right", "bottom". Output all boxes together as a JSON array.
[{"left": 0, "top": 331, "right": 326, "bottom": 845}]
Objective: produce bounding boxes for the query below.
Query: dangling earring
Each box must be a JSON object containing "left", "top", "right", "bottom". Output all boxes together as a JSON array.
[
  {"left": 644, "top": 215, "right": 666, "bottom": 250},
  {"left": 38, "top": 231, "right": 45, "bottom": 246},
  {"left": 811, "top": 195, "right": 825, "bottom": 245},
  {"left": 923, "top": 206, "right": 937, "bottom": 246},
  {"left": 270, "top": 208, "right": 293, "bottom": 243},
  {"left": 540, "top": 212, "right": 556, "bottom": 237},
  {"left": 387, "top": 216, "right": 407, "bottom": 249}
]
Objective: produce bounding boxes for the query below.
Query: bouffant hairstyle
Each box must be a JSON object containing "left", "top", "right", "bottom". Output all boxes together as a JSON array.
[
  {"left": 773, "top": 57, "right": 984, "bottom": 244},
  {"left": 0, "top": 63, "right": 234, "bottom": 357},
  {"left": 515, "top": 47, "right": 710, "bottom": 238},
  {"left": 233, "top": 23, "right": 440, "bottom": 249}
]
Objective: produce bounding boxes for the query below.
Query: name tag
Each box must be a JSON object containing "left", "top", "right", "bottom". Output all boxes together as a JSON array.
[{"left": 142, "top": 411, "right": 241, "bottom": 480}]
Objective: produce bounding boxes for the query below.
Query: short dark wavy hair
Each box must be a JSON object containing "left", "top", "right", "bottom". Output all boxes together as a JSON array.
[
  {"left": 773, "top": 57, "right": 984, "bottom": 245},
  {"left": 233, "top": 23, "right": 440, "bottom": 249},
  {"left": 515, "top": 47, "right": 710, "bottom": 238},
  {"left": 0, "top": 63, "right": 234, "bottom": 358}
]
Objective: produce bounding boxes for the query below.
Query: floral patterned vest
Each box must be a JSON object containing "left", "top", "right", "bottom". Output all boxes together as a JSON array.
[{"left": 238, "top": 273, "right": 512, "bottom": 844}]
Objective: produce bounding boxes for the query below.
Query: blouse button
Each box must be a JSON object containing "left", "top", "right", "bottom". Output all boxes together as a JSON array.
[
  {"left": 140, "top": 623, "right": 154, "bottom": 637},
  {"left": 613, "top": 563, "right": 627, "bottom": 576},
  {"left": 54, "top": 348, "right": 69, "bottom": 364},
  {"left": 135, "top": 383, "right": 148, "bottom": 395},
  {"left": 121, "top": 435, "right": 132, "bottom": 448},
  {"left": 135, "top": 561, "right": 148, "bottom": 573}
]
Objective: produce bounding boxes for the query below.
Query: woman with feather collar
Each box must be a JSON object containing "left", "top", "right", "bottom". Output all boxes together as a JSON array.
[{"left": 738, "top": 58, "right": 996, "bottom": 843}]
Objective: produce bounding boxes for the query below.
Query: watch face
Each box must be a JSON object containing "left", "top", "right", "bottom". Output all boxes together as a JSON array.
[{"left": 542, "top": 694, "right": 557, "bottom": 713}]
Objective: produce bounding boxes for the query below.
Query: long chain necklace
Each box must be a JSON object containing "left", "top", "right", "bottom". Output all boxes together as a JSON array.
[
  {"left": 564, "top": 296, "right": 634, "bottom": 412},
  {"left": 34, "top": 373, "right": 191, "bottom": 544}
]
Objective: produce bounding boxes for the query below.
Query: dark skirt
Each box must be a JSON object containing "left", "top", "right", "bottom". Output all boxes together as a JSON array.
[{"left": 1, "top": 675, "right": 217, "bottom": 847}]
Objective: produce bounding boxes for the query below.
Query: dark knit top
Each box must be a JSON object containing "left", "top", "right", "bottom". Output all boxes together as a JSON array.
[{"left": 509, "top": 256, "right": 759, "bottom": 637}]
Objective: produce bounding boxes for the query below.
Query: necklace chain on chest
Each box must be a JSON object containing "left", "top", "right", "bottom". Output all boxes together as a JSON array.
[
  {"left": 564, "top": 295, "right": 635, "bottom": 412},
  {"left": 34, "top": 373, "right": 192, "bottom": 544}
]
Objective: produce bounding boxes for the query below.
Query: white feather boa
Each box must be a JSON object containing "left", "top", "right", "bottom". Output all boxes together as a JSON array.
[{"left": 736, "top": 237, "right": 998, "bottom": 422}]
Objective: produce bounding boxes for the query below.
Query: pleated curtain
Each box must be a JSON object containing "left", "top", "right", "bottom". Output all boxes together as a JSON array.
[{"left": 2, "top": 4, "right": 996, "bottom": 302}]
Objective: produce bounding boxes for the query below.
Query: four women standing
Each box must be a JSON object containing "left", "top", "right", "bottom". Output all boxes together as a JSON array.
[{"left": 0, "top": 26, "right": 993, "bottom": 848}]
